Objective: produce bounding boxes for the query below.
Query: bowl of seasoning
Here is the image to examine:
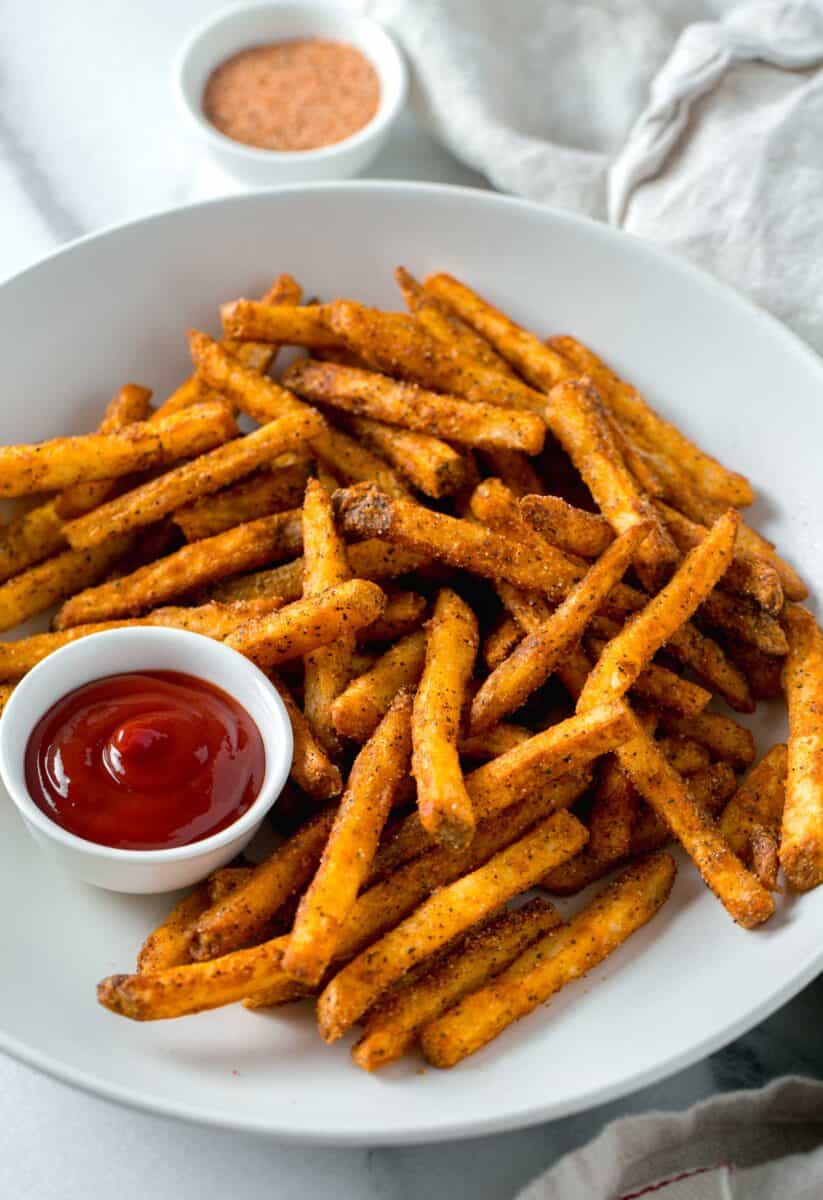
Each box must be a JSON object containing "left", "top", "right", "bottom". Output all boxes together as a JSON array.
[
  {"left": 174, "top": 2, "right": 407, "bottom": 184},
  {"left": 0, "top": 627, "right": 293, "bottom": 893}
]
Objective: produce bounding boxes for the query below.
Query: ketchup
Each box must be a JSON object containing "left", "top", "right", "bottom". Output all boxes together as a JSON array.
[{"left": 25, "top": 671, "right": 265, "bottom": 851}]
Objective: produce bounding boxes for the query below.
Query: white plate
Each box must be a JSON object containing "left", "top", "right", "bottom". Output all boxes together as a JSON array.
[{"left": 1, "top": 183, "right": 821, "bottom": 1145}]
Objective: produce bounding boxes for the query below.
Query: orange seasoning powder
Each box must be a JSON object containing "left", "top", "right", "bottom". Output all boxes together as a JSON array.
[{"left": 203, "top": 39, "right": 381, "bottom": 152}]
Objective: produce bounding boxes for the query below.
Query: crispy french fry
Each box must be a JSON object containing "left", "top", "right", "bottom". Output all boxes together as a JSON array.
[
  {"left": 0, "top": 500, "right": 67, "bottom": 585},
  {"left": 54, "top": 383, "right": 154, "bottom": 519},
  {"left": 224, "top": 578, "right": 385, "bottom": 670},
  {"left": 520, "top": 494, "right": 614, "bottom": 559},
  {"left": 190, "top": 807, "right": 337, "bottom": 961},
  {"left": 586, "top": 758, "right": 638, "bottom": 862},
  {"left": 483, "top": 613, "right": 524, "bottom": 670},
  {"left": 310, "top": 422, "right": 411, "bottom": 498},
  {"left": 577, "top": 510, "right": 738, "bottom": 711},
  {"left": 780, "top": 606, "right": 823, "bottom": 891},
  {"left": 189, "top": 331, "right": 309, "bottom": 426},
  {"left": 478, "top": 448, "right": 544, "bottom": 499},
  {"left": 331, "top": 629, "right": 427, "bottom": 742},
  {"left": 699, "top": 589, "right": 788, "bottom": 657},
  {"left": 284, "top": 691, "right": 413, "bottom": 985},
  {"left": 316, "top": 810, "right": 588, "bottom": 1042},
  {"left": 341, "top": 413, "right": 470, "bottom": 498},
  {"left": 284, "top": 359, "right": 546, "bottom": 454},
  {"left": 617, "top": 658, "right": 711, "bottom": 717},
  {"left": 0, "top": 684, "right": 14, "bottom": 716},
  {"left": 300, "top": 478, "right": 354, "bottom": 757},
  {"left": 360, "top": 590, "right": 426, "bottom": 643},
  {"left": 459, "top": 723, "right": 533, "bottom": 761},
  {"left": 269, "top": 673, "right": 343, "bottom": 801},
  {"left": 720, "top": 745, "right": 787, "bottom": 890},
  {"left": 657, "top": 735, "right": 711, "bottom": 776},
  {"left": 207, "top": 866, "right": 255, "bottom": 905},
  {"left": 137, "top": 884, "right": 213, "bottom": 974},
  {"left": 545, "top": 379, "right": 680, "bottom": 591},
  {"left": 352, "top": 896, "right": 561, "bottom": 1071},
  {"left": 724, "top": 637, "right": 785, "bottom": 701},
  {"left": 470, "top": 523, "right": 648, "bottom": 734},
  {"left": 412, "top": 589, "right": 479, "bottom": 849},
  {"left": 333, "top": 485, "right": 582, "bottom": 601},
  {"left": 55, "top": 509, "right": 303, "bottom": 627},
  {"left": 420, "top": 852, "right": 675, "bottom": 1068},
  {"left": 0, "top": 400, "right": 236, "bottom": 498},
  {"left": 657, "top": 712, "right": 756, "bottom": 768},
  {"left": 64, "top": 412, "right": 320, "bottom": 550},
  {"left": 328, "top": 300, "right": 546, "bottom": 414},
  {"left": 0, "top": 535, "right": 134, "bottom": 632},
  {"left": 174, "top": 460, "right": 311, "bottom": 541},
  {"left": 220, "top": 300, "right": 341, "bottom": 348}
]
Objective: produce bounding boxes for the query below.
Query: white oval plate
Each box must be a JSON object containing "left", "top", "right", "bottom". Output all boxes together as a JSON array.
[{"left": 1, "top": 183, "right": 821, "bottom": 1145}]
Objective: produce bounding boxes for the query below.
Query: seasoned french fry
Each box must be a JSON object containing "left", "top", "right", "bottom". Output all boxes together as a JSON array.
[
  {"left": 0, "top": 400, "right": 236, "bottom": 498},
  {"left": 284, "top": 690, "right": 413, "bottom": 985},
  {"left": 616, "top": 658, "right": 711, "bottom": 717},
  {"left": 720, "top": 745, "right": 787, "bottom": 890},
  {"left": 0, "top": 684, "right": 14, "bottom": 716},
  {"left": 174, "top": 460, "right": 311, "bottom": 541},
  {"left": 54, "top": 383, "right": 154, "bottom": 519},
  {"left": 316, "top": 810, "right": 588, "bottom": 1042},
  {"left": 0, "top": 500, "right": 67, "bottom": 585},
  {"left": 190, "top": 807, "right": 337, "bottom": 961},
  {"left": 657, "top": 712, "right": 755, "bottom": 768},
  {"left": 207, "top": 866, "right": 255, "bottom": 905},
  {"left": 412, "top": 589, "right": 479, "bottom": 849},
  {"left": 311, "top": 422, "right": 411, "bottom": 498},
  {"left": 341, "top": 413, "right": 470, "bottom": 498},
  {"left": 359, "top": 590, "right": 426, "bottom": 643},
  {"left": 224, "top": 578, "right": 386, "bottom": 670},
  {"left": 270, "top": 673, "right": 343, "bottom": 801},
  {"left": 545, "top": 379, "right": 680, "bottom": 591},
  {"left": 577, "top": 510, "right": 738, "bottom": 711},
  {"left": 55, "top": 509, "right": 303, "bottom": 627},
  {"left": 0, "top": 599, "right": 282, "bottom": 679},
  {"left": 328, "top": 300, "right": 546, "bottom": 414},
  {"left": 724, "top": 637, "right": 785, "bottom": 700},
  {"left": 470, "top": 523, "right": 648, "bottom": 734},
  {"left": 483, "top": 613, "right": 524, "bottom": 670},
  {"left": 586, "top": 758, "right": 638, "bottom": 862},
  {"left": 657, "top": 735, "right": 711, "bottom": 776},
  {"left": 333, "top": 485, "right": 582, "bottom": 601},
  {"left": 284, "top": 359, "right": 546, "bottom": 454},
  {"left": 780, "top": 606, "right": 823, "bottom": 891},
  {"left": 478, "top": 448, "right": 545, "bottom": 500},
  {"left": 352, "top": 897, "right": 561, "bottom": 1071},
  {"left": 520, "top": 494, "right": 614, "bottom": 559},
  {"left": 0, "top": 535, "right": 134, "bottom": 632},
  {"left": 420, "top": 852, "right": 675, "bottom": 1068},
  {"left": 459, "top": 722, "right": 533, "bottom": 761},
  {"left": 64, "top": 412, "right": 320, "bottom": 550},
  {"left": 220, "top": 300, "right": 341, "bottom": 348},
  {"left": 331, "top": 629, "right": 427, "bottom": 742},
  {"left": 699, "top": 588, "right": 789, "bottom": 656},
  {"left": 137, "top": 884, "right": 213, "bottom": 974},
  {"left": 189, "top": 331, "right": 310, "bottom": 426}
]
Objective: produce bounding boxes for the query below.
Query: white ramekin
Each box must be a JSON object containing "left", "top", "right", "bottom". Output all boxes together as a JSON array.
[
  {"left": 0, "top": 627, "right": 293, "bottom": 894},
  {"left": 173, "top": 2, "right": 408, "bottom": 185}
]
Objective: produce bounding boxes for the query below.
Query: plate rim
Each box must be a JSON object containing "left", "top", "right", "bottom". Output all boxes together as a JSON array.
[{"left": 2, "top": 179, "right": 822, "bottom": 1145}]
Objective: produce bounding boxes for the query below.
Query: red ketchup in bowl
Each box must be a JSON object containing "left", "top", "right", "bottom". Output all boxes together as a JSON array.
[{"left": 24, "top": 671, "right": 265, "bottom": 851}]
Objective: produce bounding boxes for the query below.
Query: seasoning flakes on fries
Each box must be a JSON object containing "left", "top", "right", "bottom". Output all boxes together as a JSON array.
[{"left": 1, "top": 262, "right": 817, "bottom": 1073}]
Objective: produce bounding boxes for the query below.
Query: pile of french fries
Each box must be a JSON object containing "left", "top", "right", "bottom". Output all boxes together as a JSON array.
[{"left": 1, "top": 264, "right": 819, "bottom": 1071}]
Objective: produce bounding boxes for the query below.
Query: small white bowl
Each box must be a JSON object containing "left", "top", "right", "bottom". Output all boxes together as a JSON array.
[
  {"left": 173, "top": 2, "right": 408, "bottom": 186},
  {"left": 0, "top": 627, "right": 293, "bottom": 894}
]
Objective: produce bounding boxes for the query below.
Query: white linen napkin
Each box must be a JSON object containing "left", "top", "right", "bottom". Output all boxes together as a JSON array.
[{"left": 372, "top": 0, "right": 823, "bottom": 351}]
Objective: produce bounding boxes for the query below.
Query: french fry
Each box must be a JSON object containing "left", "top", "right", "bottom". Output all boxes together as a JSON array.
[
  {"left": 64, "top": 412, "right": 321, "bottom": 550},
  {"left": 0, "top": 684, "right": 14, "bottom": 716},
  {"left": 520, "top": 494, "right": 614, "bottom": 559},
  {"left": 173, "top": 460, "right": 311, "bottom": 541},
  {"left": 352, "top": 897, "right": 561, "bottom": 1071},
  {"left": 699, "top": 589, "right": 789, "bottom": 657},
  {"left": 724, "top": 637, "right": 785, "bottom": 701},
  {"left": 333, "top": 485, "right": 582, "bottom": 601},
  {"left": 0, "top": 400, "right": 236, "bottom": 498},
  {"left": 283, "top": 690, "right": 413, "bottom": 985},
  {"left": 586, "top": 758, "right": 638, "bottom": 862},
  {"left": 189, "top": 331, "right": 310, "bottom": 426},
  {"left": 780, "top": 605, "right": 823, "bottom": 891},
  {"left": 270, "top": 673, "right": 343, "bottom": 801},
  {"left": 316, "top": 810, "right": 588, "bottom": 1042},
  {"left": 720, "top": 745, "right": 787, "bottom": 890},
  {"left": 419, "top": 852, "right": 675, "bottom": 1068},
  {"left": 469, "top": 523, "right": 648, "bottom": 734},
  {"left": 284, "top": 359, "right": 546, "bottom": 454},
  {"left": 340, "top": 413, "right": 471, "bottom": 498},
  {"left": 190, "top": 807, "right": 337, "bottom": 962},
  {"left": 301, "top": 477, "right": 354, "bottom": 757},
  {"left": 658, "top": 712, "right": 755, "bottom": 768},
  {"left": 328, "top": 300, "right": 546, "bottom": 414},
  {"left": 0, "top": 599, "right": 282, "bottom": 679},
  {"left": 483, "top": 613, "right": 524, "bottom": 670},
  {"left": 220, "top": 300, "right": 341, "bottom": 348},
  {"left": 0, "top": 500, "right": 67, "bottom": 585},
  {"left": 545, "top": 379, "right": 680, "bottom": 591},
  {"left": 310, "top": 422, "right": 411, "bottom": 498},
  {"left": 359, "top": 590, "right": 426, "bottom": 642},
  {"left": 331, "top": 629, "right": 427, "bottom": 742},
  {"left": 617, "top": 658, "right": 711, "bottom": 717},
  {"left": 55, "top": 509, "right": 303, "bottom": 627},
  {"left": 459, "top": 722, "right": 533, "bottom": 761},
  {"left": 577, "top": 509, "right": 738, "bottom": 711},
  {"left": 54, "top": 383, "right": 154, "bottom": 519},
  {"left": 136, "top": 884, "right": 213, "bottom": 974},
  {"left": 224, "top": 578, "right": 386, "bottom": 670},
  {"left": 478, "top": 448, "right": 545, "bottom": 499},
  {"left": 0, "top": 535, "right": 134, "bottom": 632},
  {"left": 412, "top": 589, "right": 479, "bottom": 849},
  {"left": 207, "top": 866, "right": 255, "bottom": 905},
  {"left": 657, "top": 735, "right": 711, "bottom": 775}
]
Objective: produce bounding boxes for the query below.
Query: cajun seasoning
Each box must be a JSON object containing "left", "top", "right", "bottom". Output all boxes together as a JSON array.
[{"left": 203, "top": 39, "right": 381, "bottom": 152}]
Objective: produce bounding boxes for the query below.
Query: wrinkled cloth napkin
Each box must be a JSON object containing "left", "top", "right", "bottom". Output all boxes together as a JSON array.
[{"left": 371, "top": 0, "right": 823, "bottom": 352}]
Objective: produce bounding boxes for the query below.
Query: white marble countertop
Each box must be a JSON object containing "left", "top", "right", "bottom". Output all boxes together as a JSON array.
[{"left": 1, "top": 3, "right": 821, "bottom": 1196}]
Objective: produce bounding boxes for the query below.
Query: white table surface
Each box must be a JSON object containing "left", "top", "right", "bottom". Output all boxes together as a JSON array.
[{"left": 1, "top": 4, "right": 822, "bottom": 1196}]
